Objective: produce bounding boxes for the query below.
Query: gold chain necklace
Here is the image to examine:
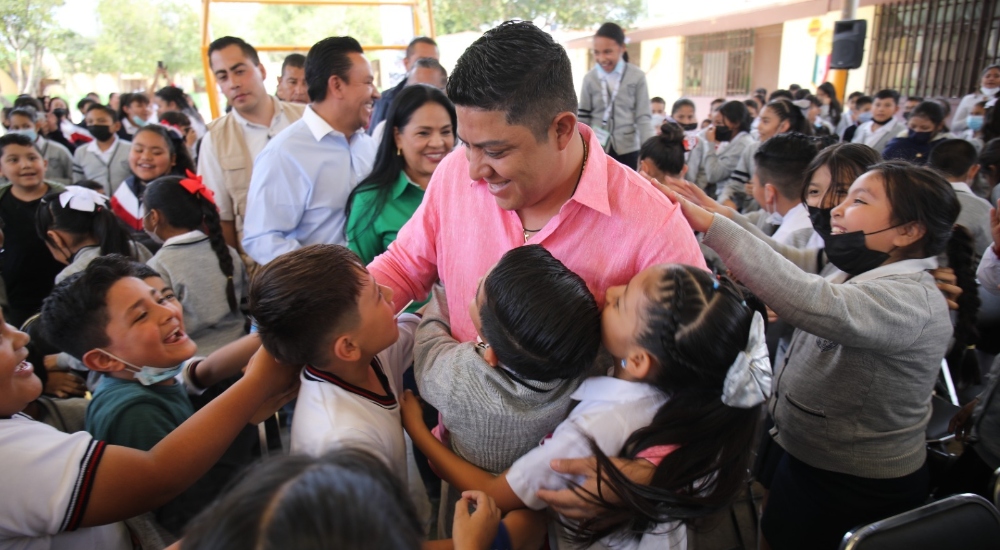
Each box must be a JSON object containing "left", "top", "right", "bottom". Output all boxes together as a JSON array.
[{"left": 523, "top": 134, "right": 589, "bottom": 243}]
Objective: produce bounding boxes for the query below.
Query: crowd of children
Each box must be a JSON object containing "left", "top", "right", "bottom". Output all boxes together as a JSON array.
[{"left": 1, "top": 19, "right": 1000, "bottom": 550}]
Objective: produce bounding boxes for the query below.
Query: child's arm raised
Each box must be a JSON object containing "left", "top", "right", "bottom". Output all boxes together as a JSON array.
[
  {"left": 186, "top": 333, "right": 261, "bottom": 390},
  {"left": 401, "top": 390, "right": 525, "bottom": 513},
  {"left": 80, "top": 348, "right": 300, "bottom": 527}
]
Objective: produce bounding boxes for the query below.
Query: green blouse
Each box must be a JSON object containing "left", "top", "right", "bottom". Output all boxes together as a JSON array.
[{"left": 346, "top": 170, "right": 427, "bottom": 312}]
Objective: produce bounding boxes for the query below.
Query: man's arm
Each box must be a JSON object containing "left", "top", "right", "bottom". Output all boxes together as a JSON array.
[{"left": 241, "top": 147, "right": 309, "bottom": 265}]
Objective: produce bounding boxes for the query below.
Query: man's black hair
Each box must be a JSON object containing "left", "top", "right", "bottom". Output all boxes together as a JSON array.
[
  {"left": 929, "top": 139, "right": 979, "bottom": 179},
  {"left": 874, "top": 89, "right": 901, "bottom": 104},
  {"left": 208, "top": 36, "right": 261, "bottom": 67},
  {"left": 305, "top": 36, "right": 364, "bottom": 103},
  {"left": 479, "top": 245, "right": 600, "bottom": 382},
  {"left": 281, "top": 53, "right": 306, "bottom": 73},
  {"left": 41, "top": 255, "right": 137, "bottom": 360},
  {"left": 405, "top": 36, "right": 437, "bottom": 60},
  {"left": 447, "top": 21, "right": 577, "bottom": 141}
]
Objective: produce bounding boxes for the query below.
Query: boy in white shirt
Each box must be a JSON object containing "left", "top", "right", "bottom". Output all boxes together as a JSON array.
[
  {"left": 851, "top": 89, "right": 907, "bottom": 154},
  {"left": 747, "top": 133, "right": 822, "bottom": 248},
  {"left": 248, "top": 244, "right": 428, "bottom": 518}
]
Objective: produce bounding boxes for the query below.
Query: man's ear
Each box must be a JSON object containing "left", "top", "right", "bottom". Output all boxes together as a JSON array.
[
  {"left": 331, "top": 334, "right": 360, "bottom": 363},
  {"left": 328, "top": 75, "right": 345, "bottom": 100},
  {"left": 258, "top": 63, "right": 267, "bottom": 81},
  {"left": 551, "top": 111, "right": 578, "bottom": 151},
  {"left": 82, "top": 349, "right": 128, "bottom": 373}
]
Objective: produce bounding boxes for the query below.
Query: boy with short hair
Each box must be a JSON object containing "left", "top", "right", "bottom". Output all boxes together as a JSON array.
[
  {"left": 851, "top": 89, "right": 907, "bottom": 153},
  {"left": 928, "top": 138, "right": 994, "bottom": 255},
  {"left": 747, "top": 133, "right": 822, "bottom": 247},
  {"left": 41, "top": 255, "right": 267, "bottom": 534},
  {"left": 71, "top": 105, "right": 131, "bottom": 194},
  {"left": 842, "top": 95, "right": 873, "bottom": 142},
  {"left": 0, "top": 133, "right": 65, "bottom": 327},
  {"left": 6, "top": 107, "right": 73, "bottom": 184}
]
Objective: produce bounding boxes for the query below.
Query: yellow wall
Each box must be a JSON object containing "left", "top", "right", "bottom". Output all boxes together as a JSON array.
[
  {"left": 778, "top": 6, "right": 874, "bottom": 96},
  {"left": 641, "top": 36, "right": 684, "bottom": 103}
]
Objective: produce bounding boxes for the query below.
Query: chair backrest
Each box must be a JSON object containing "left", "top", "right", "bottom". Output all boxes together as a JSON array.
[
  {"left": 840, "top": 494, "right": 1000, "bottom": 550},
  {"left": 992, "top": 467, "right": 1000, "bottom": 510}
]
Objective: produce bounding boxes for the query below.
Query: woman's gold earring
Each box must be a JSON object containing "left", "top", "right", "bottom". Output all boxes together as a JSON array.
[{"left": 397, "top": 147, "right": 402, "bottom": 156}]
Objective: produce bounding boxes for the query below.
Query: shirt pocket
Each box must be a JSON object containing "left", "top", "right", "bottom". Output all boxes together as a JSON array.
[{"left": 781, "top": 392, "right": 829, "bottom": 441}]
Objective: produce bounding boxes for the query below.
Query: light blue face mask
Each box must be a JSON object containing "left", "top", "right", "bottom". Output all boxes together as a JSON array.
[
  {"left": 98, "top": 348, "right": 183, "bottom": 385},
  {"left": 857, "top": 111, "right": 874, "bottom": 123},
  {"left": 131, "top": 115, "right": 148, "bottom": 128},
  {"left": 967, "top": 115, "right": 985, "bottom": 131},
  {"left": 10, "top": 128, "right": 37, "bottom": 142}
]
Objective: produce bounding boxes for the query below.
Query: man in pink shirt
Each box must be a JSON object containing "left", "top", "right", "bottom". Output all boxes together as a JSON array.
[{"left": 370, "top": 21, "right": 706, "bottom": 342}]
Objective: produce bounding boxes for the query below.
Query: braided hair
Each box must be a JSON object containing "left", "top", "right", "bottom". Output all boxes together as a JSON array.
[
  {"left": 567, "top": 265, "right": 765, "bottom": 545},
  {"left": 143, "top": 176, "right": 238, "bottom": 313}
]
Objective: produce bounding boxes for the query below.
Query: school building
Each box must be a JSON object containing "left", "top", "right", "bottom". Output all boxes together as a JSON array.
[{"left": 560, "top": 0, "right": 999, "bottom": 117}]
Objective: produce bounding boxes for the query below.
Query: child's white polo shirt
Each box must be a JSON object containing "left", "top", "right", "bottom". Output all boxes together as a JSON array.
[{"left": 0, "top": 414, "right": 130, "bottom": 549}]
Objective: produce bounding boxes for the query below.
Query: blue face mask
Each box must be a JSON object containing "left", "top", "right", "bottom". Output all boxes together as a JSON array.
[
  {"left": 908, "top": 129, "right": 934, "bottom": 144},
  {"left": 10, "top": 128, "right": 37, "bottom": 142},
  {"left": 857, "top": 111, "right": 873, "bottom": 123},
  {"left": 967, "top": 115, "right": 985, "bottom": 132},
  {"left": 98, "top": 348, "right": 183, "bottom": 386},
  {"left": 131, "top": 115, "right": 148, "bottom": 128}
]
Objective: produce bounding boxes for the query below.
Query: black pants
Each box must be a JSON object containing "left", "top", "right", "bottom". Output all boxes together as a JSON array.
[
  {"left": 761, "top": 452, "right": 930, "bottom": 550},
  {"left": 607, "top": 145, "right": 639, "bottom": 171}
]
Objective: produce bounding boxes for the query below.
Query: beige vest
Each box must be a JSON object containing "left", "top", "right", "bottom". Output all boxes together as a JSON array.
[{"left": 207, "top": 97, "right": 305, "bottom": 270}]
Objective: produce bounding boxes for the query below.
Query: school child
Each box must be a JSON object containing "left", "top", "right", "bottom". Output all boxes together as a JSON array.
[
  {"left": 851, "top": 89, "right": 907, "bottom": 154},
  {"left": 71, "top": 104, "right": 132, "bottom": 195},
  {"left": 36, "top": 185, "right": 152, "bottom": 283},
  {"left": 110, "top": 124, "right": 194, "bottom": 236},
  {"left": 0, "top": 133, "right": 65, "bottom": 327},
  {"left": 247, "top": 244, "right": 430, "bottom": 522},
  {"left": 883, "top": 101, "right": 956, "bottom": 164},
  {"left": 928, "top": 139, "right": 994, "bottom": 255},
  {"left": 745, "top": 133, "right": 821, "bottom": 247},
  {"left": 662, "top": 161, "right": 979, "bottom": 549},
  {"left": 6, "top": 106, "right": 73, "bottom": 185},
  {"left": 403, "top": 264, "right": 770, "bottom": 549},
  {"left": 0, "top": 303, "right": 297, "bottom": 549},
  {"left": 181, "top": 448, "right": 546, "bottom": 550},
  {"left": 415, "top": 245, "right": 600, "bottom": 535},
  {"left": 144, "top": 174, "right": 247, "bottom": 354},
  {"left": 39, "top": 255, "right": 270, "bottom": 535}
]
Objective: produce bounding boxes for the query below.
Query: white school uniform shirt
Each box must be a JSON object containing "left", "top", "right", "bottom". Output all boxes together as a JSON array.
[
  {"left": 0, "top": 414, "right": 130, "bottom": 550},
  {"left": 291, "top": 314, "right": 419, "bottom": 471},
  {"left": 770, "top": 203, "right": 815, "bottom": 247},
  {"left": 979, "top": 245, "right": 1000, "bottom": 296},
  {"left": 505, "top": 376, "right": 686, "bottom": 550}
]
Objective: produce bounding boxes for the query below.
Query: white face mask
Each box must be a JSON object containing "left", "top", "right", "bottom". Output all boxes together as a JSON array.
[
  {"left": 650, "top": 114, "right": 666, "bottom": 129},
  {"left": 143, "top": 211, "right": 164, "bottom": 244},
  {"left": 982, "top": 86, "right": 999, "bottom": 97},
  {"left": 97, "top": 348, "right": 183, "bottom": 386}
]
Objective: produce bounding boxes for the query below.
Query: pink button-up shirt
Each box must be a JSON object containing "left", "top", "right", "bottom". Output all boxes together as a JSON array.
[{"left": 369, "top": 123, "right": 707, "bottom": 343}]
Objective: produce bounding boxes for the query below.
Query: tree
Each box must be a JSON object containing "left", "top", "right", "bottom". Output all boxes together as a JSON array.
[
  {"left": 250, "top": 5, "right": 381, "bottom": 51},
  {"left": 0, "top": 0, "right": 64, "bottom": 93},
  {"left": 90, "top": 0, "right": 200, "bottom": 81},
  {"left": 431, "top": 0, "right": 644, "bottom": 35}
]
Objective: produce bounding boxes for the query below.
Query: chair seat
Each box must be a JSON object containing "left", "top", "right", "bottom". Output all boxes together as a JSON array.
[
  {"left": 841, "top": 493, "right": 1000, "bottom": 550},
  {"left": 926, "top": 395, "right": 960, "bottom": 443}
]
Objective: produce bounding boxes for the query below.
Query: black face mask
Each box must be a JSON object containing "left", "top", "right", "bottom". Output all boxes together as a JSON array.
[
  {"left": 816, "top": 224, "right": 901, "bottom": 276},
  {"left": 680, "top": 122, "right": 698, "bottom": 132},
  {"left": 90, "top": 125, "right": 114, "bottom": 142},
  {"left": 807, "top": 205, "right": 831, "bottom": 234},
  {"left": 872, "top": 115, "right": 894, "bottom": 125},
  {"left": 714, "top": 126, "right": 733, "bottom": 142}
]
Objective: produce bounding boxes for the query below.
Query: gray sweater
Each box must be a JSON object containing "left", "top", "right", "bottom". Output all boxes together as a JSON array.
[
  {"left": 704, "top": 215, "right": 952, "bottom": 479},
  {"left": 413, "top": 289, "right": 581, "bottom": 474},
  {"left": 71, "top": 139, "right": 132, "bottom": 194},
  {"left": 146, "top": 231, "right": 247, "bottom": 355},
  {"left": 577, "top": 63, "right": 654, "bottom": 155}
]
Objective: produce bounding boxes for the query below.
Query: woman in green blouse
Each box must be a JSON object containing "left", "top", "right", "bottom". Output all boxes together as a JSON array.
[{"left": 346, "top": 85, "right": 456, "bottom": 267}]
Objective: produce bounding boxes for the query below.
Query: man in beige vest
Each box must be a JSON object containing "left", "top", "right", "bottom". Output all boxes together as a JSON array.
[{"left": 198, "top": 36, "right": 305, "bottom": 272}]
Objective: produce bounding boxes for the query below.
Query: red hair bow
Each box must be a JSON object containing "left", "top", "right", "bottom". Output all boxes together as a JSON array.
[{"left": 179, "top": 169, "right": 215, "bottom": 205}]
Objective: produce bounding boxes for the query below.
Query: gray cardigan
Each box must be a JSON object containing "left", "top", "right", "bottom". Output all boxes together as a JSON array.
[
  {"left": 71, "top": 139, "right": 132, "bottom": 195},
  {"left": 704, "top": 215, "right": 952, "bottom": 479},
  {"left": 413, "top": 288, "right": 581, "bottom": 474},
  {"left": 577, "top": 63, "right": 654, "bottom": 155}
]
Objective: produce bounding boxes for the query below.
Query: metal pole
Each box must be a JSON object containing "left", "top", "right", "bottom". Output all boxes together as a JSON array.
[{"left": 830, "top": 0, "right": 860, "bottom": 103}]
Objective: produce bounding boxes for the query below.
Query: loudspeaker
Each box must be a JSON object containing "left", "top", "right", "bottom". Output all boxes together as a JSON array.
[{"left": 830, "top": 19, "right": 867, "bottom": 70}]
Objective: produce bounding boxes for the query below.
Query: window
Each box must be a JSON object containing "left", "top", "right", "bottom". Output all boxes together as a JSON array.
[{"left": 683, "top": 29, "right": 755, "bottom": 97}]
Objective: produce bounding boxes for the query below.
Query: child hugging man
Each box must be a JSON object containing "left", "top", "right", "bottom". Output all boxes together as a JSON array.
[
  {"left": 41, "top": 255, "right": 263, "bottom": 535},
  {"left": 414, "top": 244, "right": 602, "bottom": 535},
  {"left": 247, "top": 244, "right": 429, "bottom": 521}
]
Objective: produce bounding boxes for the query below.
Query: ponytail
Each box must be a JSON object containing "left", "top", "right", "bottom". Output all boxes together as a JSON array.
[
  {"left": 144, "top": 175, "right": 238, "bottom": 313},
  {"left": 36, "top": 186, "right": 139, "bottom": 260},
  {"left": 945, "top": 225, "right": 981, "bottom": 386}
]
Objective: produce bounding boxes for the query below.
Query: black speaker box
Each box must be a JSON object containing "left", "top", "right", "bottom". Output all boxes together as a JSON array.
[{"left": 831, "top": 19, "right": 867, "bottom": 70}]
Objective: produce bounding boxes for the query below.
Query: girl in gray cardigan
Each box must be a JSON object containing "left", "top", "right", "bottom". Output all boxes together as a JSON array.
[
  {"left": 143, "top": 175, "right": 247, "bottom": 355},
  {"left": 667, "top": 161, "right": 979, "bottom": 549},
  {"left": 577, "top": 23, "right": 653, "bottom": 169}
]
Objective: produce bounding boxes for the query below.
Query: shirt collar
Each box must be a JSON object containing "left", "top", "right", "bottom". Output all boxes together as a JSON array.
[
  {"left": 949, "top": 181, "right": 974, "bottom": 195},
  {"left": 830, "top": 256, "right": 940, "bottom": 284},
  {"left": 162, "top": 229, "right": 207, "bottom": 247},
  {"left": 302, "top": 105, "right": 346, "bottom": 142},
  {"left": 232, "top": 95, "right": 284, "bottom": 130},
  {"left": 572, "top": 124, "right": 612, "bottom": 217},
  {"left": 390, "top": 170, "right": 425, "bottom": 201},
  {"left": 87, "top": 135, "right": 118, "bottom": 154},
  {"left": 570, "top": 376, "right": 666, "bottom": 403},
  {"left": 599, "top": 58, "right": 625, "bottom": 77}
]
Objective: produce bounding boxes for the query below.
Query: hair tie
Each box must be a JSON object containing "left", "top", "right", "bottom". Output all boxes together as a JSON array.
[
  {"left": 179, "top": 169, "right": 215, "bottom": 205},
  {"left": 160, "top": 120, "right": 184, "bottom": 134},
  {"left": 720, "top": 311, "right": 773, "bottom": 408},
  {"left": 59, "top": 185, "right": 108, "bottom": 213}
]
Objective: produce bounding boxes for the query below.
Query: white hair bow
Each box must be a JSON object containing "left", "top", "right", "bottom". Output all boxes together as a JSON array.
[
  {"left": 721, "top": 311, "right": 773, "bottom": 408},
  {"left": 59, "top": 185, "right": 108, "bottom": 213}
]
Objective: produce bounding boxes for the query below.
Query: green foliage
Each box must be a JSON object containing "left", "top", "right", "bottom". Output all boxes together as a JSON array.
[
  {"left": 250, "top": 5, "right": 381, "bottom": 52},
  {"left": 0, "top": 0, "right": 64, "bottom": 92},
  {"left": 91, "top": 0, "right": 200, "bottom": 76},
  {"left": 431, "top": 0, "right": 645, "bottom": 35}
]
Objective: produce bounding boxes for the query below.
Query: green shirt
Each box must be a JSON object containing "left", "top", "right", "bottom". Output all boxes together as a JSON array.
[
  {"left": 347, "top": 171, "right": 427, "bottom": 312},
  {"left": 85, "top": 375, "right": 194, "bottom": 451}
]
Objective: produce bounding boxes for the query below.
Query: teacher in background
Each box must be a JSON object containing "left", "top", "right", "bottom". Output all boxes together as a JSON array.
[{"left": 577, "top": 22, "right": 653, "bottom": 170}]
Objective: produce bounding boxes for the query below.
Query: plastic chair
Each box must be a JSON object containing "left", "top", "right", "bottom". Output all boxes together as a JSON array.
[
  {"left": 839, "top": 493, "right": 1000, "bottom": 550},
  {"left": 993, "top": 467, "right": 1000, "bottom": 510}
]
